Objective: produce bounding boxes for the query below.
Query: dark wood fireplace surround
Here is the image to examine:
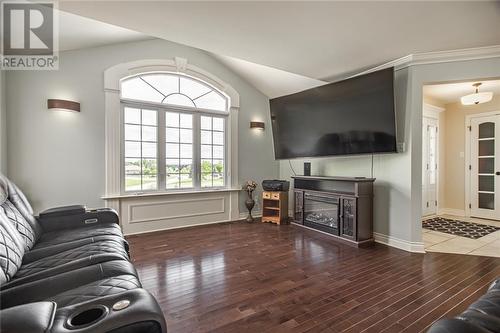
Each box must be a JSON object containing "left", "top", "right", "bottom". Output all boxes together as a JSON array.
[{"left": 292, "top": 176, "right": 374, "bottom": 247}]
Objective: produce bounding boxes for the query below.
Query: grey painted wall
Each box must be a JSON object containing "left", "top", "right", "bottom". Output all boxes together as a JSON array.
[
  {"left": 6, "top": 39, "right": 278, "bottom": 213},
  {"left": 0, "top": 70, "right": 5, "bottom": 174}
]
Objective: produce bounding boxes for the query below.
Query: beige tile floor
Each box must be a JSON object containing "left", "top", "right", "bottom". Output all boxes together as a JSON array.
[{"left": 423, "top": 214, "right": 500, "bottom": 257}]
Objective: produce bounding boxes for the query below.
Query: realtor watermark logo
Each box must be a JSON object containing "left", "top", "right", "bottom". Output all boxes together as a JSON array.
[{"left": 1, "top": 1, "right": 59, "bottom": 70}]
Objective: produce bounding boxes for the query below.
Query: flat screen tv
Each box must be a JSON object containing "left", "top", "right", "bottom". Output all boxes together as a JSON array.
[{"left": 269, "top": 67, "right": 396, "bottom": 159}]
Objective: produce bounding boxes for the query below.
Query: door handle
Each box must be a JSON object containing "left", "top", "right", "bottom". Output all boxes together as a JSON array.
[{"left": 496, "top": 172, "right": 500, "bottom": 176}]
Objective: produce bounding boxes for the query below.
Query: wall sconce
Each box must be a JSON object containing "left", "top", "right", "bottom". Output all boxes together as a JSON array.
[
  {"left": 47, "top": 99, "right": 80, "bottom": 112},
  {"left": 250, "top": 121, "right": 265, "bottom": 130}
]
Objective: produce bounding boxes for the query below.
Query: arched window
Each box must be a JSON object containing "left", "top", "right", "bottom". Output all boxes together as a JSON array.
[
  {"left": 120, "top": 72, "right": 230, "bottom": 193},
  {"left": 121, "top": 73, "right": 228, "bottom": 112}
]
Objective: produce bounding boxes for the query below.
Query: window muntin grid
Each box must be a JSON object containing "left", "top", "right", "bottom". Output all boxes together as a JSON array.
[
  {"left": 200, "top": 116, "right": 225, "bottom": 188},
  {"left": 121, "top": 73, "right": 228, "bottom": 112},
  {"left": 124, "top": 107, "right": 158, "bottom": 191}
]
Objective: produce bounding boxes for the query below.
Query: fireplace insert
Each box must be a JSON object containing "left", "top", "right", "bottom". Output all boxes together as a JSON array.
[{"left": 303, "top": 192, "right": 340, "bottom": 235}]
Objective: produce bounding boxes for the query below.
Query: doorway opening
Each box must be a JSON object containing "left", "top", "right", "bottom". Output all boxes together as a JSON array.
[{"left": 421, "top": 79, "right": 500, "bottom": 257}]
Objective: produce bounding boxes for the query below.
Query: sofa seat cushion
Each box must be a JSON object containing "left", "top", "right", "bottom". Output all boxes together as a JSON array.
[
  {"left": 37, "top": 223, "right": 123, "bottom": 247},
  {"left": 25, "top": 235, "right": 126, "bottom": 263},
  {"left": 0, "top": 260, "right": 139, "bottom": 309},
  {"left": 15, "top": 239, "right": 129, "bottom": 278},
  {"left": 49, "top": 274, "right": 141, "bottom": 307}
]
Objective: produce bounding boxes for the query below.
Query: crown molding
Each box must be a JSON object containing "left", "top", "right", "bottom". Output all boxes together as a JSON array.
[
  {"left": 352, "top": 45, "right": 500, "bottom": 78},
  {"left": 423, "top": 103, "right": 445, "bottom": 114},
  {"left": 409, "top": 45, "right": 500, "bottom": 67}
]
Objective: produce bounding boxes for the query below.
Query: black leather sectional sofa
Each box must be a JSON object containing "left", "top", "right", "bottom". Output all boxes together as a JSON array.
[
  {"left": 0, "top": 174, "right": 167, "bottom": 333},
  {"left": 427, "top": 278, "right": 500, "bottom": 333}
]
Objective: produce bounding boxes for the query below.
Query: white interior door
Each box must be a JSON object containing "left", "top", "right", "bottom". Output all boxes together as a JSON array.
[
  {"left": 470, "top": 115, "right": 500, "bottom": 220},
  {"left": 422, "top": 117, "right": 438, "bottom": 216}
]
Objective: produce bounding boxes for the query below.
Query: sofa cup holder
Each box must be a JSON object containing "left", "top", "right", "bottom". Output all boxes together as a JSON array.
[{"left": 67, "top": 305, "right": 108, "bottom": 329}]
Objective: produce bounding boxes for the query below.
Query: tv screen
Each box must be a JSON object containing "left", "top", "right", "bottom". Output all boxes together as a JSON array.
[{"left": 269, "top": 67, "right": 396, "bottom": 159}]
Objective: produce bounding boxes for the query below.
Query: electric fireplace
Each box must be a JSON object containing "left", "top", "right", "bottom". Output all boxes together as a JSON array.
[{"left": 292, "top": 176, "right": 375, "bottom": 247}]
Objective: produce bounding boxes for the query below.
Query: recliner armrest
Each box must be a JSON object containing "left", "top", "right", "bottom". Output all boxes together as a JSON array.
[
  {"left": 1, "top": 301, "right": 57, "bottom": 333},
  {"left": 39, "top": 205, "right": 86, "bottom": 218},
  {"left": 51, "top": 289, "right": 167, "bottom": 333},
  {"left": 37, "top": 207, "right": 120, "bottom": 231}
]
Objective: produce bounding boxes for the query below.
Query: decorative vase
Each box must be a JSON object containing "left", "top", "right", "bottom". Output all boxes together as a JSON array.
[{"left": 245, "top": 194, "right": 255, "bottom": 223}]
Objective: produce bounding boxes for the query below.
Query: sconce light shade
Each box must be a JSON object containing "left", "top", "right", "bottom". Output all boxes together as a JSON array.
[
  {"left": 47, "top": 99, "right": 80, "bottom": 112},
  {"left": 250, "top": 121, "right": 265, "bottom": 130}
]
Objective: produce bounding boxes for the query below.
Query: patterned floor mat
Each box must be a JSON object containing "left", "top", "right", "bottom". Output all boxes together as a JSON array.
[{"left": 423, "top": 217, "right": 500, "bottom": 239}]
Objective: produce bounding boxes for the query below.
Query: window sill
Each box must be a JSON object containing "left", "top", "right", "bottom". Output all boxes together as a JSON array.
[{"left": 102, "top": 187, "right": 241, "bottom": 200}]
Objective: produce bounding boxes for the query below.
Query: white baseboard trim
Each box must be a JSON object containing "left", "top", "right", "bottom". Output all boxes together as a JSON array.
[
  {"left": 124, "top": 211, "right": 252, "bottom": 236},
  {"left": 373, "top": 232, "right": 425, "bottom": 253},
  {"left": 123, "top": 218, "right": 236, "bottom": 236},
  {"left": 438, "top": 208, "right": 465, "bottom": 217}
]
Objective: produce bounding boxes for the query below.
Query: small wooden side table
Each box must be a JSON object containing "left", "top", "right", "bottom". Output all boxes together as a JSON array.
[{"left": 261, "top": 191, "right": 289, "bottom": 224}]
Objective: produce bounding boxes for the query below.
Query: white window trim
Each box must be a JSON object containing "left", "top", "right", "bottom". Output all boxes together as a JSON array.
[
  {"left": 104, "top": 58, "right": 239, "bottom": 211},
  {"left": 120, "top": 101, "right": 230, "bottom": 194}
]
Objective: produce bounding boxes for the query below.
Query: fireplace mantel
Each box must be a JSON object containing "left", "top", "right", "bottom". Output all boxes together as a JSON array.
[
  {"left": 292, "top": 176, "right": 376, "bottom": 183},
  {"left": 292, "top": 176, "right": 374, "bottom": 247}
]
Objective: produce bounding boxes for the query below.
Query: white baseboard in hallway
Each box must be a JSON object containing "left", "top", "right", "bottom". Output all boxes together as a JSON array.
[
  {"left": 373, "top": 232, "right": 425, "bottom": 253},
  {"left": 437, "top": 208, "right": 466, "bottom": 217}
]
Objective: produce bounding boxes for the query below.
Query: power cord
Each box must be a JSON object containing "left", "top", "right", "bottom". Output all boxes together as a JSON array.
[{"left": 289, "top": 160, "right": 297, "bottom": 176}]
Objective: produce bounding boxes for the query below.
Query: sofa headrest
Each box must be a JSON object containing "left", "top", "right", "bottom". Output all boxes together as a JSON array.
[{"left": 0, "top": 173, "right": 8, "bottom": 204}]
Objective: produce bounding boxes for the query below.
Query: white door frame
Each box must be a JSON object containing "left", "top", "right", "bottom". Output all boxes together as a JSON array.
[
  {"left": 422, "top": 104, "right": 443, "bottom": 217},
  {"left": 465, "top": 110, "right": 500, "bottom": 218}
]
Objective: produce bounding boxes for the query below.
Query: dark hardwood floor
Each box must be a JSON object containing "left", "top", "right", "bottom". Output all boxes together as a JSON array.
[{"left": 126, "top": 222, "right": 500, "bottom": 333}]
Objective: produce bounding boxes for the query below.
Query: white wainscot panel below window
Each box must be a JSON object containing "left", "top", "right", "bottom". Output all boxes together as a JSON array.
[{"left": 118, "top": 192, "right": 233, "bottom": 234}]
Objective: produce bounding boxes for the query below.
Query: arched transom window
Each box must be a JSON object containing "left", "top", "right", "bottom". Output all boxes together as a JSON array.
[
  {"left": 121, "top": 73, "right": 228, "bottom": 112},
  {"left": 120, "top": 72, "right": 229, "bottom": 193}
]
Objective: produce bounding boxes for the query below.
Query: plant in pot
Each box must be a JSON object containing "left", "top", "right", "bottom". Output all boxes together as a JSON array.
[{"left": 242, "top": 180, "right": 258, "bottom": 223}]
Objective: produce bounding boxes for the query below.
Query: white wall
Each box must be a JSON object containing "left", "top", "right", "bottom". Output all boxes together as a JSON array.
[
  {"left": 0, "top": 70, "right": 6, "bottom": 173},
  {"left": 6, "top": 39, "right": 278, "bottom": 213}
]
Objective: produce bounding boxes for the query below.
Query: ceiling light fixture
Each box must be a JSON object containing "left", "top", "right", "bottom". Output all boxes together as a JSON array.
[{"left": 460, "top": 83, "right": 493, "bottom": 105}]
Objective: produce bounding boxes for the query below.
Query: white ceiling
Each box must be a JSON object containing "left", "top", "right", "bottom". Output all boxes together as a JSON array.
[
  {"left": 59, "top": 1, "right": 500, "bottom": 82},
  {"left": 57, "top": 9, "right": 150, "bottom": 51},
  {"left": 423, "top": 79, "right": 500, "bottom": 105},
  {"left": 212, "top": 53, "right": 326, "bottom": 98},
  {"left": 55, "top": 5, "right": 324, "bottom": 98}
]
